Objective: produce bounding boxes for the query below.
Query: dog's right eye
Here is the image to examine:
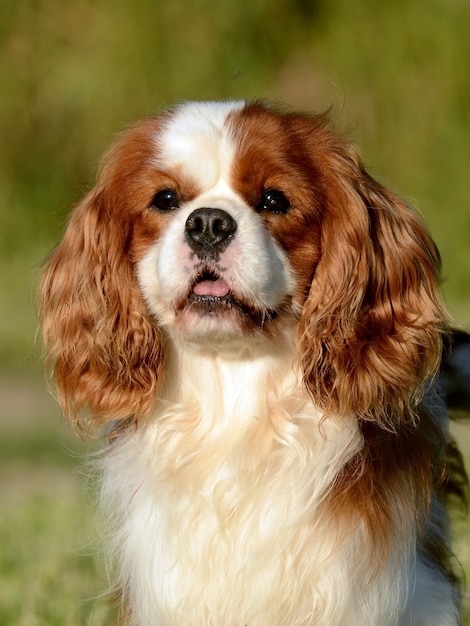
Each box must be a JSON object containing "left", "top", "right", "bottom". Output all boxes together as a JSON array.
[
  {"left": 256, "top": 189, "right": 290, "bottom": 215},
  {"left": 149, "top": 189, "right": 180, "bottom": 211}
]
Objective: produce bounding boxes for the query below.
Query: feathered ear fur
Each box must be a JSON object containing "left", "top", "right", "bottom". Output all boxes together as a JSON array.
[
  {"left": 38, "top": 187, "right": 164, "bottom": 434},
  {"left": 297, "top": 142, "right": 447, "bottom": 428}
]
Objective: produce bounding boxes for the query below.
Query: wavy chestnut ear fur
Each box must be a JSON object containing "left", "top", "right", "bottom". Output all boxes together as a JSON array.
[
  {"left": 297, "top": 139, "right": 446, "bottom": 429},
  {"left": 38, "top": 181, "right": 164, "bottom": 434}
]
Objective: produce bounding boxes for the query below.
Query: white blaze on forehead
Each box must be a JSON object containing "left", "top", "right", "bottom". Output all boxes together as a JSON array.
[{"left": 156, "top": 100, "right": 245, "bottom": 188}]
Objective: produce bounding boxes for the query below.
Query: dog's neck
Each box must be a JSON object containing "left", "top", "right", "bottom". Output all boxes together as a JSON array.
[{"left": 162, "top": 331, "right": 298, "bottom": 431}]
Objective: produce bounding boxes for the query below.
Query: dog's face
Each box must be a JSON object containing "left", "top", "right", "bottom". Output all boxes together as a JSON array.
[
  {"left": 39, "top": 100, "right": 444, "bottom": 428},
  {"left": 135, "top": 102, "right": 326, "bottom": 345}
]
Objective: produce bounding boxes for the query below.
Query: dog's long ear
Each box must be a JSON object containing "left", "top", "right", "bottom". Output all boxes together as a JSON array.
[
  {"left": 38, "top": 186, "right": 164, "bottom": 435},
  {"left": 297, "top": 142, "right": 446, "bottom": 429}
]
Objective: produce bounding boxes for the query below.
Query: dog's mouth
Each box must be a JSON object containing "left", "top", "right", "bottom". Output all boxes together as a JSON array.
[
  {"left": 191, "top": 269, "right": 231, "bottom": 300},
  {"left": 186, "top": 269, "right": 244, "bottom": 313},
  {"left": 178, "top": 267, "right": 278, "bottom": 325}
]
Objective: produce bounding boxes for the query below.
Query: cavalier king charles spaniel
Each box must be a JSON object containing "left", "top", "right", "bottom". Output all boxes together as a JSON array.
[{"left": 39, "top": 101, "right": 468, "bottom": 625}]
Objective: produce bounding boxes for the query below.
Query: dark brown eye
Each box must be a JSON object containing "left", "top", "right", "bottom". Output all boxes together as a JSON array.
[
  {"left": 257, "top": 189, "right": 290, "bottom": 214},
  {"left": 149, "top": 189, "right": 179, "bottom": 211}
]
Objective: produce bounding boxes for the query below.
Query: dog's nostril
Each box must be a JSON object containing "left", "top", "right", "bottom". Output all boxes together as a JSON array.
[{"left": 185, "top": 208, "right": 237, "bottom": 256}]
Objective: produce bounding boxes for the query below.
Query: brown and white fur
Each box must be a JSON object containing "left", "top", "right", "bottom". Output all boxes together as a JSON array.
[{"left": 39, "top": 101, "right": 467, "bottom": 625}]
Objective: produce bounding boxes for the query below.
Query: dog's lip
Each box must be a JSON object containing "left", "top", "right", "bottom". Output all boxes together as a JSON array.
[
  {"left": 192, "top": 276, "right": 230, "bottom": 298},
  {"left": 179, "top": 268, "right": 245, "bottom": 312},
  {"left": 190, "top": 269, "right": 231, "bottom": 298}
]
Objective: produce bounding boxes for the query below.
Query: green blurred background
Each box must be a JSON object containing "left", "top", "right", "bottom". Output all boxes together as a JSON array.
[{"left": 1, "top": 0, "right": 469, "bottom": 623}]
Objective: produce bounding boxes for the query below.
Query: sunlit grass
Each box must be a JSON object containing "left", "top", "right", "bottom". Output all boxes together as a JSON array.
[
  {"left": 0, "top": 484, "right": 115, "bottom": 626},
  {"left": 0, "top": 389, "right": 117, "bottom": 624},
  {"left": 0, "top": 380, "right": 116, "bottom": 625}
]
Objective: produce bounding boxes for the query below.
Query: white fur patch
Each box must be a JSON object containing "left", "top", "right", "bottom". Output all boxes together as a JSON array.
[
  {"left": 155, "top": 100, "right": 245, "bottom": 188},
  {"left": 101, "top": 346, "right": 378, "bottom": 626},
  {"left": 401, "top": 558, "right": 459, "bottom": 625}
]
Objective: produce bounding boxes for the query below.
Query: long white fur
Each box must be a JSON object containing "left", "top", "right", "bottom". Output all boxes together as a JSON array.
[{"left": 99, "top": 101, "right": 458, "bottom": 625}]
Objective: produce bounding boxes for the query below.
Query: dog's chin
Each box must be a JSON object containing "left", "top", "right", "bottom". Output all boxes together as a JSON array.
[{"left": 171, "top": 290, "right": 279, "bottom": 347}]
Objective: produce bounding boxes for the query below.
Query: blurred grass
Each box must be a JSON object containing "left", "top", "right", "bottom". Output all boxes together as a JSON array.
[
  {"left": 1, "top": 0, "right": 469, "bottom": 623},
  {"left": 0, "top": 379, "right": 118, "bottom": 625},
  {"left": 0, "top": 485, "right": 114, "bottom": 626}
]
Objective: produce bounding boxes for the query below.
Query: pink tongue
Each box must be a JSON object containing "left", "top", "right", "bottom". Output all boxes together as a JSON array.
[{"left": 193, "top": 278, "right": 230, "bottom": 297}]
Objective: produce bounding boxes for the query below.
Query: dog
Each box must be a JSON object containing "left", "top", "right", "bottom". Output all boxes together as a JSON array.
[{"left": 39, "top": 101, "right": 468, "bottom": 625}]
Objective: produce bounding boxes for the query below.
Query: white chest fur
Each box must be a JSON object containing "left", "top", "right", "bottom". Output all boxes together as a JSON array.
[{"left": 99, "top": 343, "right": 454, "bottom": 625}]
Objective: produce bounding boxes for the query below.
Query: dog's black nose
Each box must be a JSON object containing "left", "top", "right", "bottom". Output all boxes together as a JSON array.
[{"left": 185, "top": 208, "right": 237, "bottom": 258}]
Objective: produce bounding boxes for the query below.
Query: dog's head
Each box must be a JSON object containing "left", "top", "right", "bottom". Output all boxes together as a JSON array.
[{"left": 39, "top": 101, "right": 446, "bottom": 432}]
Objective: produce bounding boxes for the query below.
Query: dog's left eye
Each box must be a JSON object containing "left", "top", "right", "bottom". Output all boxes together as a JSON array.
[
  {"left": 149, "top": 189, "right": 180, "bottom": 211},
  {"left": 257, "top": 189, "right": 290, "bottom": 214}
]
